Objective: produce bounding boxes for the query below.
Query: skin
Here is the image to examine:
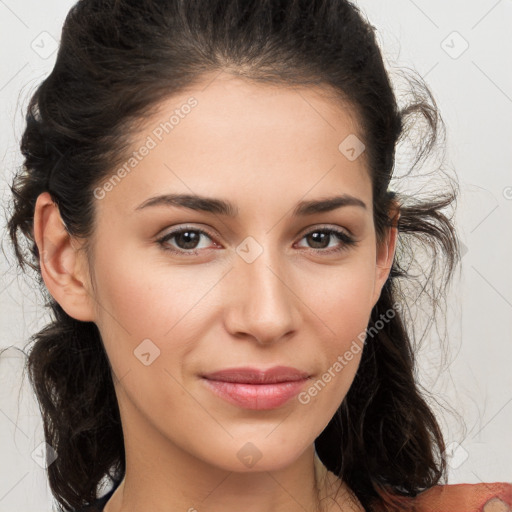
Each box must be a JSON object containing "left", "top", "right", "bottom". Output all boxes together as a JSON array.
[{"left": 34, "top": 72, "right": 399, "bottom": 512}]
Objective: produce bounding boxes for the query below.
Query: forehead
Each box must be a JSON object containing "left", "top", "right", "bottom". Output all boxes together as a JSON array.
[
  {"left": 145, "top": 73, "right": 364, "bottom": 148},
  {"left": 95, "top": 73, "right": 371, "bottom": 217}
]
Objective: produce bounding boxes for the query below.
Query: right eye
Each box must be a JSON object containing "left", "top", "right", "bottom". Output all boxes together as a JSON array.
[{"left": 155, "top": 226, "right": 220, "bottom": 256}]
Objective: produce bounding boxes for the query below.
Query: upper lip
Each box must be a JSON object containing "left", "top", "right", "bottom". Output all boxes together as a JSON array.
[{"left": 201, "top": 366, "right": 311, "bottom": 384}]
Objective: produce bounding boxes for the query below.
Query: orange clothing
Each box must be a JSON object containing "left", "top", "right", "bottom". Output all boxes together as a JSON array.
[{"left": 411, "top": 482, "right": 512, "bottom": 512}]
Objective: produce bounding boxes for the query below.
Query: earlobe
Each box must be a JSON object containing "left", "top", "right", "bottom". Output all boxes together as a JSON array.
[{"left": 33, "top": 192, "right": 96, "bottom": 322}]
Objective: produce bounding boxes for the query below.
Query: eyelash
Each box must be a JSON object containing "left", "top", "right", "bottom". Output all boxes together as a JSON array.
[{"left": 155, "top": 225, "right": 358, "bottom": 257}]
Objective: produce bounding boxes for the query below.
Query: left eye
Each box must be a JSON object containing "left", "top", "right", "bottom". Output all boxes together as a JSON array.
[
  {"left": 156, "top": 226, "right": 357, "bottom": 255},
  {"left": 296, "top": 228, "right": 356, "bottom": 253}
]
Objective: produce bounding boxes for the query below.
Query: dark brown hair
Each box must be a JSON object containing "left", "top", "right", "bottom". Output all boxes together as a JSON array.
[{"left": 4, "top": 1, "right": 461, "bottom": 511}]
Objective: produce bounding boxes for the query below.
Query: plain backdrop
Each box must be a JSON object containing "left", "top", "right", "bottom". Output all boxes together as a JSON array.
[{"left": 0, "top": 1, "right": 511, "bottom": 511}]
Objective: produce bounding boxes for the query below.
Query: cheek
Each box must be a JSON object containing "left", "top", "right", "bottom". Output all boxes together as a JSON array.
[
  {"left": 293, "top": 322, "right": 364, "bottom": 446},
  {"left": 90, "top": 245, "right": 228, "bottom": 397},
  {"left": 92, "top": 239, "right": 220, "bottom": 338},
  {"left": 298, "top": 257, "right": 376, "bottom": 332},
  {"left": 296, "top": 260, "right": 375, "bottom": 408}
]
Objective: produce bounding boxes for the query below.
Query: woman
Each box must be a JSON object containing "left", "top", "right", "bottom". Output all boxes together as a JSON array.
[{"left": 5, "top": 0, "right": 511, "bottom": 511}]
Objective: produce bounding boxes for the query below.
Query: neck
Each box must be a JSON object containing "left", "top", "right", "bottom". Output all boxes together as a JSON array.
[{"left": 104, "top": 450, "right": 353, "bottom": 512}]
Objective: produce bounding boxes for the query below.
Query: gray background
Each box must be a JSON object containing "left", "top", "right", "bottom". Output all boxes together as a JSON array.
[{"left": 1, "top": 1, "right": 511, "bottom": 510}]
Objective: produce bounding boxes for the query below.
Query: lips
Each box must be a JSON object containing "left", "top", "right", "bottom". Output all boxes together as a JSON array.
[
  {"left": 200, "top": 366, "right": 311, "bottom": 410},
  {"left": 201, "top": 365, "right": 311, "bottom": 384}
]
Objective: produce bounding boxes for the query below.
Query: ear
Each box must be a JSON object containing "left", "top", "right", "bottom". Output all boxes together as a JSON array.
[
  {"left": 33, "top": 191, "right": 96, "bottom": 322},
  {"left": 371, "top": 202, "right": 400, "bottom": 309}
]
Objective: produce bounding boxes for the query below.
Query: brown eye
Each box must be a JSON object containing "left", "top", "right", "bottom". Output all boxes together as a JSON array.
[
  {"left": 296, "top": 227, "right": 357, "bottom": 254},
  {"left": 156, "top": 226, "right": 217, "bottom": 255}
]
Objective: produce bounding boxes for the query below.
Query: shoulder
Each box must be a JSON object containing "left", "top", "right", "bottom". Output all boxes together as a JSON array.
[{"left": 410, "top": 482, "right": 512, "bottom": 512}]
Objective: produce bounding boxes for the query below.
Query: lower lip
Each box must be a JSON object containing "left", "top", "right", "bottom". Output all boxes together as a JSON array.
[{"left": 202, "top": 378, "right": 309, "bottom": 410}]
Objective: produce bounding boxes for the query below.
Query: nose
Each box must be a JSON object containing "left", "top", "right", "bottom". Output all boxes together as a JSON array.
[{"left": 223, "top": 245, "right": 299, "bottom": 346}]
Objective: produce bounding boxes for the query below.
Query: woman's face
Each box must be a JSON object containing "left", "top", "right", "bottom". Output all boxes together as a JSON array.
[{"left": 56, "top": 74, "right": 396, "bottom": 473}]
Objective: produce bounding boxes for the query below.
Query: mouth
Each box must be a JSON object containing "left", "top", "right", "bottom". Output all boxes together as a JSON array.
[
  {"left": 200, "top": 366, "right": 311, "bottom": 410},
  {"left": 201, "top": 365, "right": 311, "bottom": 384}
]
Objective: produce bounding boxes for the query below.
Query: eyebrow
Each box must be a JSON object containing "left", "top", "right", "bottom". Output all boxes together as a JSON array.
[{"left": 134, "top": 193, "right": 367, "bottom": 216}]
